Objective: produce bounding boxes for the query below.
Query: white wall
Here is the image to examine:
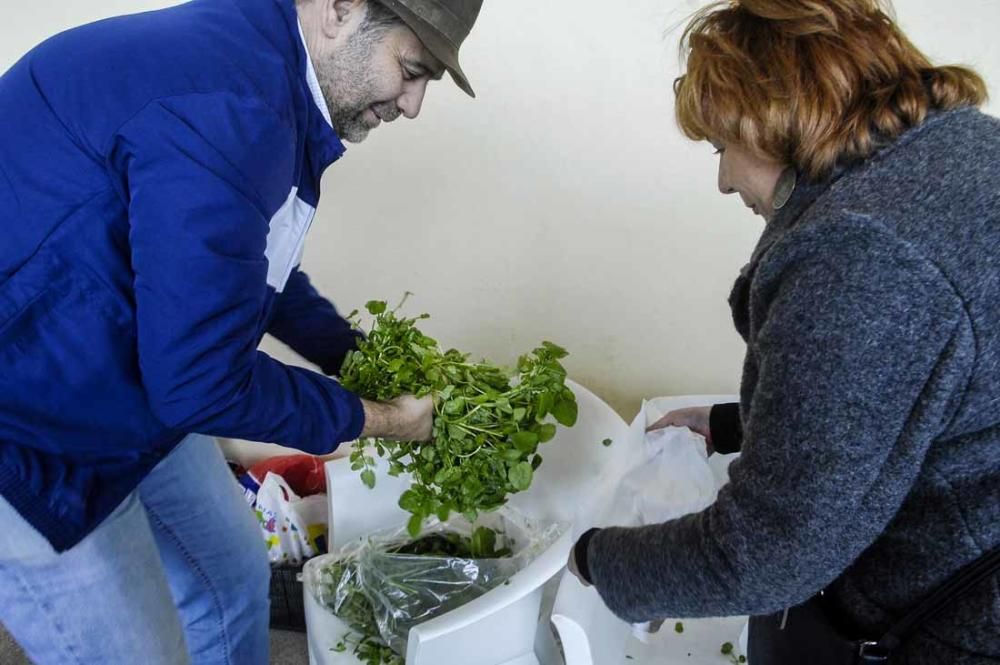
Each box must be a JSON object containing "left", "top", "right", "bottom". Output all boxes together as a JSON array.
[{"left": 5, "top": 0, "right": 999, "bottom": 418}]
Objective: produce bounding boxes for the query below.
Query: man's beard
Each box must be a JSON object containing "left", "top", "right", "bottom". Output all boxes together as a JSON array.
[{"left": 317, "top": 26, "right": 396, "bottom": 143}]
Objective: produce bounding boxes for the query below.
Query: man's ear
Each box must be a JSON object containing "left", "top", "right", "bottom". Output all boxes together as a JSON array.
[{"left": 321, "top": 0, "right": 367, "bottom": 39}]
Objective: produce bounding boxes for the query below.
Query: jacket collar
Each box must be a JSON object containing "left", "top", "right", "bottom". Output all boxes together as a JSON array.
[
  {"left": 727, "top": 165, "right": 849, "bottom": 341},
  {"left": 726, "top": 107, "right": 977, "bottom": 340},
  {"left": 297, "top": 21, "right": 334, "bottom": 128},
  {"left": 233, "top": 0, "right": 346, "bottom": 178},
  {"left": 740, "top": 106, "right": 976, "bottom": 280}
]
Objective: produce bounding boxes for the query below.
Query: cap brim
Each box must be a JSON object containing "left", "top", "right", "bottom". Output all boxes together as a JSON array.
[{"left": 382, "top": 0, "right": 476, "bottom": 98}]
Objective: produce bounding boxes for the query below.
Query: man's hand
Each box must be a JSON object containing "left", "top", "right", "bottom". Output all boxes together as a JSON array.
[
  {"left": 646, "top": 406, "right": 713, "bottom": 454},
  {"left": 360, "top": 395, "right": 433, "bottom": 441}
]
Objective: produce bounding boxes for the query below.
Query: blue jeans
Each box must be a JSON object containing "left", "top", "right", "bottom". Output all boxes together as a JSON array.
[{"left": 0, "top": 434, "right": 271, "bottom": 665}]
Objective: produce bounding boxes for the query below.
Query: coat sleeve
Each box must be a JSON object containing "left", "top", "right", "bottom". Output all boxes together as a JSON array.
[
  {"left": 115, "top": 92, "right": 364, "bottom": 452},
  {"left": 584, "top": 221, "right": 973, "bottom": 622},
  {"left": 267, "top": 267, "right": 363, "bottom": 376}
]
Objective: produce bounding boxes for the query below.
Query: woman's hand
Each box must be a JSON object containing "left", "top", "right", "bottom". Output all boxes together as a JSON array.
[{"left": 646, "top": 406, "right": 713, "bottom": 454}]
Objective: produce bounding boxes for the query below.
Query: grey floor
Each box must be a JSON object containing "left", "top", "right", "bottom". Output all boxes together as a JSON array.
[{"left": 0, "top": 624, "right": 309, "bottom": 664}]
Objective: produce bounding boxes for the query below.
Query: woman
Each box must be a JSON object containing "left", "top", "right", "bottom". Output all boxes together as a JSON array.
[{"left": 567, "top": 1, "right": 1000, "bottom": 663}]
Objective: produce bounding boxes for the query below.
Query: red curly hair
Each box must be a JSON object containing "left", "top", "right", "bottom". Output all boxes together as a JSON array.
[{"left": 674, "top": 0, "right": 988, "bottom": 179}]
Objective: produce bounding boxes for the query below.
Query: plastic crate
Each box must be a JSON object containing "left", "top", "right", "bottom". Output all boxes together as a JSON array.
[{"left": 270, "top": 563, "right": 307, "bottom": 632}]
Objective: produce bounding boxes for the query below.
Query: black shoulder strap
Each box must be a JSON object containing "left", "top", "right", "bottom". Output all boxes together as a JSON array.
[{"left": 877, "top": 546, "right": 1000, "bottom": 652}]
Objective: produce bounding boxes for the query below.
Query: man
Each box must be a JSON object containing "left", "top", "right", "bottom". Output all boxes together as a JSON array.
[{"left": 0, "top": 0, "right": 483, "bottom": 662}]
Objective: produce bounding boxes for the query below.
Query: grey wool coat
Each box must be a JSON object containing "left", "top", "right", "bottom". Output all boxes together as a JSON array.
[{"left": 586, "top": 107, "right": 1000, "bottom": 663}]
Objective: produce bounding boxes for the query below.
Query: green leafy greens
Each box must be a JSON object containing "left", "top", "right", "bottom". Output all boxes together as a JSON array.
[{"left": 340, "top": 296, "right": 578, "bottom": 538}]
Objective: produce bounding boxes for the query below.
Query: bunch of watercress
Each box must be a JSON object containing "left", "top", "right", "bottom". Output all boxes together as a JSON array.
[{"left": 340, "top": 296, "right": 577, "bottom": 538}]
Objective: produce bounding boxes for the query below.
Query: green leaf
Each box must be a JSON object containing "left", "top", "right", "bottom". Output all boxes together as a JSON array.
[
  {"left": 502, "top": 448, "right": 523, "bottom": 461},
  {"left": 536, "top": 392, "right": 555, "bottom": 420},
  {"left": 398, "top": 490, "right": 422, "bottom": 513},
  {"left": 531, "top": 454, "right": 543, "bottom": 470},
  {"left": 537, "top": 423, "right": 557, "bottom": 443},
  {"left": 508, "top": 462, "right": 533, "bottom": 491},
  {"left": 365, "top": 300, "right": 387, "bottom": 315},
  {"left": 541, "top": 341, "right": 569, "bottom": 359},
  {"left": 461, "top": 475, "right": 483, "bottom": 497},
  {"left": 512, "top": 407, "right": 527, "bottom": 421},
  {"left": 360, "top": 469, "right": 376, "bottom": 489},
  {"left": 602, "top": 438, "right": 613, "bottom": 447},
  {"left": 407, "top": 514, "right": 424, "bottom": 538},
  {"left": 552, "top": 398, "right": 578, "bottom": 427},
  {"left": 511, "top": 431, "right": 539, "bottom": 452}
]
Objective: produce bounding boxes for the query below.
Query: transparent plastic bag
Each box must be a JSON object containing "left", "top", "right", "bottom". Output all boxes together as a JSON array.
[{"left": 304, "top": 507, "right": 564, "bottom": 659}]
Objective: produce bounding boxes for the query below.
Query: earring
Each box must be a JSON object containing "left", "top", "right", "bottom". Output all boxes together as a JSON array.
[{"left": 772, "top": 167, "right": 798, "bottom": 211}]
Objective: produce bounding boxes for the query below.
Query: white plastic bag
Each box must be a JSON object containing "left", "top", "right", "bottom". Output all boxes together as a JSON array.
[
  {"left": 585, "top": 400, "right": 719, "bottom": 531},
  {"left": 613, "top": 425, "right": 718, "bottom": 527},
  {"left": 607, "top": 403, "right": 719, "bottom": 641},
  {"left": 254, "top": 472, "right": 329, "bottom": 565},
  {"left": 558, "top": 399, "right": 727, "bottom": 657}
]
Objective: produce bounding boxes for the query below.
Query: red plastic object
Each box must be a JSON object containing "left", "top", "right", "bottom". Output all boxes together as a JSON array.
[{"left": 249, "top": 455, "right": 327, "bottom": 497}]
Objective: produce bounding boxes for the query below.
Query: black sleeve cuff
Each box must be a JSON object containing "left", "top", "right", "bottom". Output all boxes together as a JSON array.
[
  {"left": 709, "top": 402, "right": 743, "bottom": 454},
  {"left": 574, "top": 528, "right": 602, "bottom": 585}
]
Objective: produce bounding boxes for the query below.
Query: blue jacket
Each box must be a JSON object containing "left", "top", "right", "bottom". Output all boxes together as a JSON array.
[{"left": 0, "top": 0, "right": 366, "bottom": 550}]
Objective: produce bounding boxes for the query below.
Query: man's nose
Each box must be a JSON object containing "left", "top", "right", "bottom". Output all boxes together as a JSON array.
[{"left": 397, "top": 79, "right": 429, "bottom": 119}]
